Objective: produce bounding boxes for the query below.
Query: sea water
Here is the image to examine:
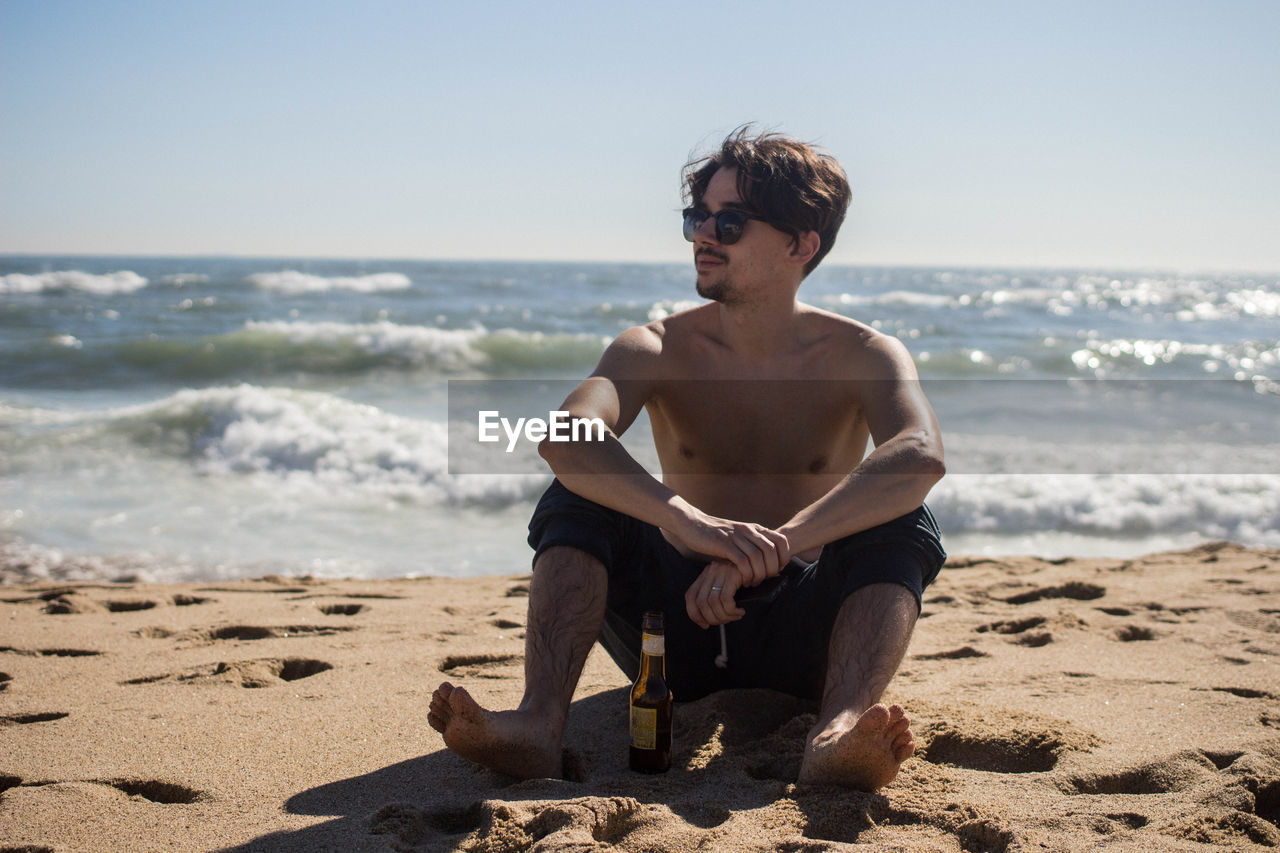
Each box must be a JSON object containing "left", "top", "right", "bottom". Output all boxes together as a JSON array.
[{"left": 1, "top": 256, "right": 1276, "bottom": 582}]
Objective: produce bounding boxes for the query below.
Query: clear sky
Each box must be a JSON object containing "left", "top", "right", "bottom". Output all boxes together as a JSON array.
[{"left": 2, "top": 0, "right": 1277, "bottom": 271}]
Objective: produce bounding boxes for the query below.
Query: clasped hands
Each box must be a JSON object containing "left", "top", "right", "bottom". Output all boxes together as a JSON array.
[{"left": 677, "top": 517, "right": 791, "bottom": 630}]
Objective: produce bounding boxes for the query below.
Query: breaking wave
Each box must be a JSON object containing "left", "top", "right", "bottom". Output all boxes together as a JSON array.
[{"left": 0, "top": 270, "right": 149, "bottom": 295}]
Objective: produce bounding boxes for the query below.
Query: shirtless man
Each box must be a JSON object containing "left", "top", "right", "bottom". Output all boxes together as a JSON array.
[{"left": 429, "top": 128, "right": 946, "bottom": 791}]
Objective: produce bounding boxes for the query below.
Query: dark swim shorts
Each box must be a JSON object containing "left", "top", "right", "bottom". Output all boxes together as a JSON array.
[{"left": 526, "top": 479, "right": 946, "bottom": 702}]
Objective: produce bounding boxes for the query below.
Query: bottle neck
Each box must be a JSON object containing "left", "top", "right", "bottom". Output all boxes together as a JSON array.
[{"left": 638, "top": 630, "right": 665, "bottom": 679}]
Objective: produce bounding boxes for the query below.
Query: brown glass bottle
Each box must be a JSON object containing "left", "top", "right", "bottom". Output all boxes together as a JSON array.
[{"left": 629, "top": 610, "right": 673, "bottom": 773}]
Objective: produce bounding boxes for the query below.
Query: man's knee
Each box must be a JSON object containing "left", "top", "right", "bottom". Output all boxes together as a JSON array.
[
  {"left": 836, "top": 582, "right": 919, "bottom": 630},
  {"left": 532, "top": 545, "right": 609, "bottom": 579}
]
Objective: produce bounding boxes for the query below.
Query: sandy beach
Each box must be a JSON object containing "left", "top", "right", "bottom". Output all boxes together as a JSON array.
[{"left": 2, "top": 541, "right": 1278, "bottom": 852}]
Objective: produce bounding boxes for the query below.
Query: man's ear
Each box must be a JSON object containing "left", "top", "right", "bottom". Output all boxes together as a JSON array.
[{"left": 788, "top": 230, "right": 821, "bottom": 268}]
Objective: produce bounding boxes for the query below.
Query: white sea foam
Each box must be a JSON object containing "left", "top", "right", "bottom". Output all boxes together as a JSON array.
[
  {"left": 240, "top": 320, "right": 608, "bottom": 372},
  {"left": 648, "top": 299, "right": 701, "bottom": 320},
  {"left": 243, "top": 320, "right": 489, "bottom": 370},
  {"left": 930, "top": 473, "right": 1280, "bottom": 548},
  {"left": 823, "top": 290, "right": 955, "bottom": 309},
  {"left": 0, "top": 270, "right": 149, "bottom": 295},
  {"left": 246, "top": 270, "right": 412, "bottom": 294},
  {"left": 112, "top": 385, "right": 548, "bottom": 506}
]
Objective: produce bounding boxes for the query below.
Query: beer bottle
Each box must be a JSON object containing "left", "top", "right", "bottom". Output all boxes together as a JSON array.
[{"left": 629, "top": 610, "right": 673, "bottom": 773}]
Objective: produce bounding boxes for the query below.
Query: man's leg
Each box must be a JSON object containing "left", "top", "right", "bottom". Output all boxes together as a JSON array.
[
  {"left": 428, "top": 545, "right": 607, "bottom": 778},
  {"left": 797, "top": 582, "right": 919, "bottom": 790}
]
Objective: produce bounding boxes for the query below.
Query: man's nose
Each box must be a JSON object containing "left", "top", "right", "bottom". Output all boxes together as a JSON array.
[{"left": 693, "top": 215, "right": 719, "bottom": 244}]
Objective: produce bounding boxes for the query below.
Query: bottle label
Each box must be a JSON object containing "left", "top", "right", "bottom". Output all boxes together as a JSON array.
[
  {"left": 641, "top": 633, "right": 664, "bottom": 656},
  {"left": 630, "top": 706, "right": 657, "bottom": 750}
]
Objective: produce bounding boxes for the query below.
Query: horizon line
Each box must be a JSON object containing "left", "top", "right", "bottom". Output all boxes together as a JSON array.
[{"left": 1, "top": 250, "right": 1277, "bottom": 278}]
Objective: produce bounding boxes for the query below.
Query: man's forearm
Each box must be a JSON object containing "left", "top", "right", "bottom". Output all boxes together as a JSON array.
[
  {"left": 538, "top": 431, "right": 695, "bottom": 533},
  {"left": 539, "top": 430, "right": 792, "bottom": 582},
  {"left": 780, "top": 429, "right": 945, "bottom": 554}
]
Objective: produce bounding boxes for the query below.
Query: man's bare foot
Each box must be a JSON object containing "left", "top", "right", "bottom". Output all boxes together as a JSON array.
[
  {"left": 797, "top": 703, "right": 915, "bottom": 791},
  {"left": 427, "top": 681, "right": 563, "bottom": 779}
]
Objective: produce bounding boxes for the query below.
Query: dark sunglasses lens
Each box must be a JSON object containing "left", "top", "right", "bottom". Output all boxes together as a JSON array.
[
  {"left": 682, "top": 209, "right": 708, "bottom": 242},
  {"left": 715, "top": 211, "right": 747, "bottom": 245}
]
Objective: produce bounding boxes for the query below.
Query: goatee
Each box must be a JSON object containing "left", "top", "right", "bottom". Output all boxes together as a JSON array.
[{"left": 696, "top": 277, "right": 728, "bottom": 302}]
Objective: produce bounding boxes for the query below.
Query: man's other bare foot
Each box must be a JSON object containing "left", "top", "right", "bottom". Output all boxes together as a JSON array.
[
  {"left": 797, "top": 703, "right": 915, "bottom": 791},
  {"left": 427, "top": 681, "right": 563, "bottom": 779}
]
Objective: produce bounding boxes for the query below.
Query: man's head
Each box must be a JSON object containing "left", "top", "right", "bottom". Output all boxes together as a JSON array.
[{"left": 683, "top": 126, "right": 851, "bottom": 277}]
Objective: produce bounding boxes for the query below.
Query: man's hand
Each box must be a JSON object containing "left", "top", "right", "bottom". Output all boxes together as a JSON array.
[
  {"left": 670, "top": 512, "right": 790, "bottom": 588},
  {"left": 685, "top": 560, "right": 746, "bottom": 629}
]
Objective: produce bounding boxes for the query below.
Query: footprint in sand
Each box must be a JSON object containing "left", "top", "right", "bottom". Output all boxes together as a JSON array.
[
  {"left": 976, "top": 616, "right": 1054, "bottom": 647},
  {"left": 0, "top": 777, "right": 209, "bottom": 809},
  {"left": 1112, "top": 625, "right": 1158, "bottom": 642},
  {"left": 1227, "top": 610, "right": 1280, "bottom": 634},
  {"left": 0, "top": 646, "right": 102, "bottom": 657},
  {"left": 1002, "top": 582, "right": 1106, "bottom": 605},
  {"left": 200, "top": 624, "right": 356, "bottom": 641},
  {"left": 99, "top": 779, "right": 209, "bottom": 804},
  {"left": 498, "top": 797, "right": 644, "bottom": 849},
  {"left": 195, "top": 585, "right": 311, "bottom": 595},
  {"left": 978, "top": 616, "right": 1047, "bottom": 635},
  {"left": 1202, "top": 686, "right": 1277, "bottom": 700},
  {"left": 122, "top": 657, "right": 333, "bottom": 688},
  {"left": 437, "top": 653, "right": 522, "bottom": 679},
  {"left": 914, "top": 646, "right": 987, "bottom": 661},
  {"left": 1067, "top": 751, "right": 1280, "bottom": 846},
  {"left": 369, "top": 801, "right": 487, "bottom": 845},
  {"left": 316, "top": 602, "right": 365, "bottom": 616},
  {"left": 42, "top": 591, "right": 204, "bottom": 614},
  {"left": 1, "top": 712, "right": 69, "bottom": 726},
  {"left": 132, "top": 624, "right": 358, "bottom": 643},
  {"left": 373, "top": 797, "right": 647, "bottom": 850},
  {"left": 916, "top": 709, "right": 1100, "bottom": 774},
  {"left": 1063, "top": 749, "right": 1232, "bottom": 795}
]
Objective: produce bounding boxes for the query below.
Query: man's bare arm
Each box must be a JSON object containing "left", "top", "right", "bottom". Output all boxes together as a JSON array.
[
  {"left": 538, "top": 326, "right": 789, "bottom": 581},
  {"left": 779, "top": 335, "right": 945, "bottom": 555}
]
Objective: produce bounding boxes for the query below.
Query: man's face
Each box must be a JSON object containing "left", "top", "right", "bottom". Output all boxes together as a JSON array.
[{"left": 690, "top": 167, "right": 793, "bottom": 304}]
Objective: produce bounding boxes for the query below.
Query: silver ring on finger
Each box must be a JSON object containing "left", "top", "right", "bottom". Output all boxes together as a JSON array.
[{"left": 711, "top": 585, "right": 722, "bottom": 591}]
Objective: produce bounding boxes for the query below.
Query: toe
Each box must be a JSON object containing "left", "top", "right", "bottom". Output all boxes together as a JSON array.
[
  {"left": 447, "top": 684, "right": 480, "bottom": 715},
  {"left": 855, "top": 704, "right": 891, "bottom": 733}
]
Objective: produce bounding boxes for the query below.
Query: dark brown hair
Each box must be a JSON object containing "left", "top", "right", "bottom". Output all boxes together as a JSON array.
[{"left": 683, "top": 126, "right": 851, "bottom": 276}]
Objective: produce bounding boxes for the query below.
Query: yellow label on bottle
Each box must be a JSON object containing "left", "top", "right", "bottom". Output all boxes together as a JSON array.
[
  {"left": 641, "top": 633, "right": 664, "bottom": 656},
  {"left": 630, "top": 706, "right": 657, "bottom": 749}
]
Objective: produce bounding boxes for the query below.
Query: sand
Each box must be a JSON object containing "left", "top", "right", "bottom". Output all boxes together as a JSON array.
[{"left": 2, "top": 541, "right": 1278, "bottom": 852}]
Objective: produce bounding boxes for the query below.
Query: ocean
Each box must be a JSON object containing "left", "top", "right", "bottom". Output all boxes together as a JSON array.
[{"left": 2, "top": 256, "right": 1277, "bottom": 584}]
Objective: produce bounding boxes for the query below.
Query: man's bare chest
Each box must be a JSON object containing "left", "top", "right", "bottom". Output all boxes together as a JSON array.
[{"left": 645, "top": 380, "right": 868, "bottom": 476}]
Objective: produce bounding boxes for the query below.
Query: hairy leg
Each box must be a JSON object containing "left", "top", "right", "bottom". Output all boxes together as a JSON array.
[
  {"left": 428, "top": 546, "right": 607, "bottom": 778},
  {"left": 797, "top": 582, "right": 919, "bottom": 790}
]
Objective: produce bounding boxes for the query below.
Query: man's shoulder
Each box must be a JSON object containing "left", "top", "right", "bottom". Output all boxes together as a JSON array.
[
  {"left": 617, "top": 303, "right": 716, "bottom": 347},
  {"left": 797, "top": 304, "right": 918, "bottom": 376},
  {"left": 798, "top": 303, "right": 892, "bottom": 349}
]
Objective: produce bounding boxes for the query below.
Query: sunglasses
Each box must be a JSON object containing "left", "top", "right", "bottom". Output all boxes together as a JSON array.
[{"left": 682, "top": 207, "right": 766, "bottom": 245}]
